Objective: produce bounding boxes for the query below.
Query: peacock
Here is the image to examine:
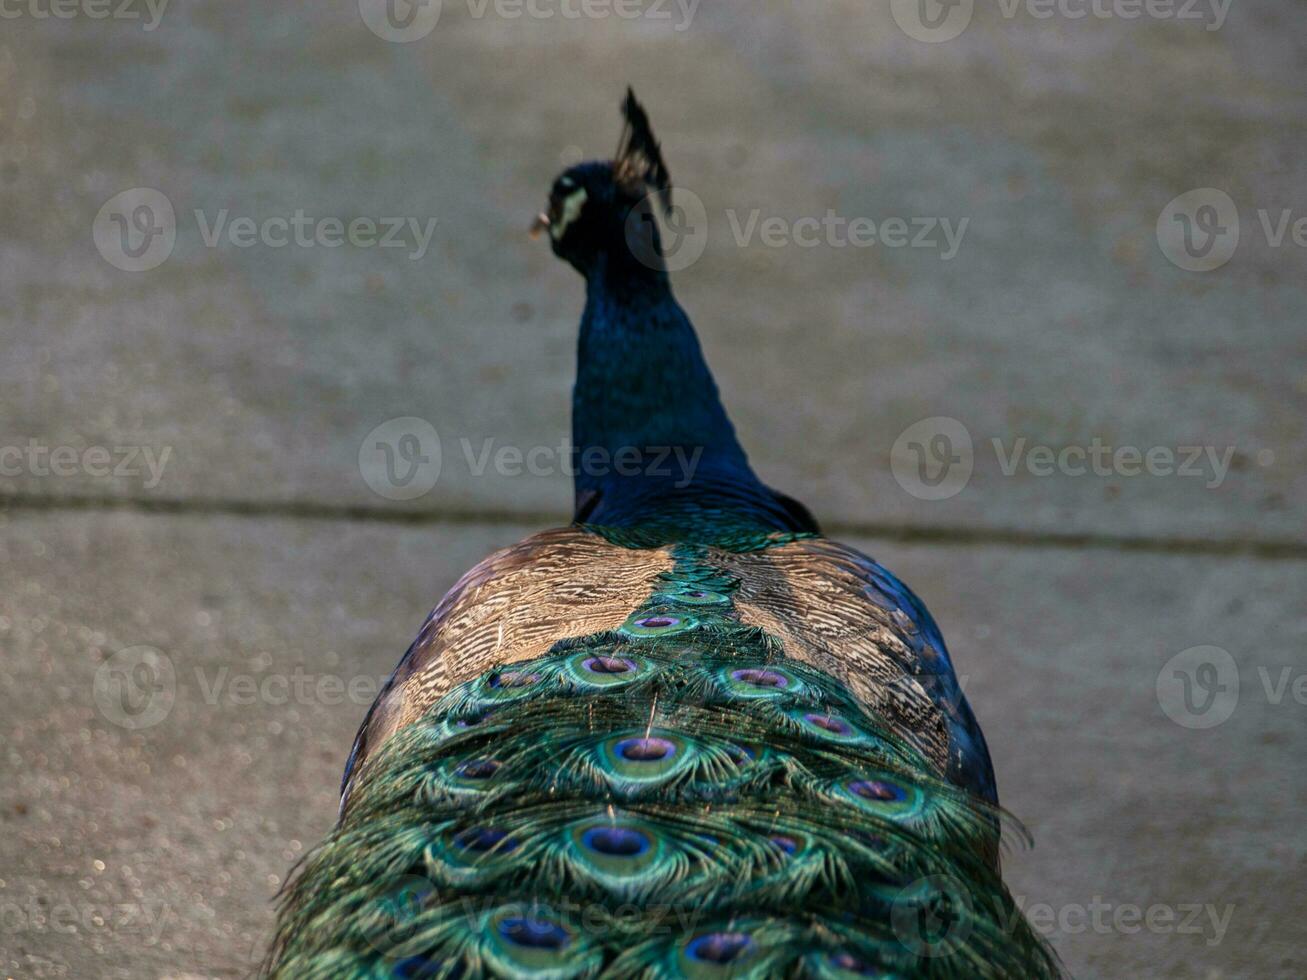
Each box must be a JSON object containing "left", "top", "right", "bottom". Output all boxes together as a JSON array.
[{"left": 265, "top": 91, "right": 1061, "bottom": 979}]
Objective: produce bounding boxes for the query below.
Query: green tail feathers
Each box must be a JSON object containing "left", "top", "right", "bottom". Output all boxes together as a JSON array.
[{"left": 267, "top": 552, "right": 1059, "bottom": 978}]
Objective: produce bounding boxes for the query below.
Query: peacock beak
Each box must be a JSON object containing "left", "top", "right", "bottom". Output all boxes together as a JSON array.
[{"left": 530, "top": 212, "right": 550, "bottom": 239}]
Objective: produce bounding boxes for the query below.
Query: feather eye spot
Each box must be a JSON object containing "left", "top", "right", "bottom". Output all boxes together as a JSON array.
[
  {"left": 805, "top": 712, "right": 852, "bottom": 736},
  {"left": 563, "top": 651, "right": 648, "bottom": 689},
  {"left": 476, "top": 669, "right": 543, "bottom": 704},
  {"left": 497, "top": 916, "right": 571, "bottom": 951},
  {"left": 621, "top": 612, "right": 697, "bottom": 637},
  {"left": 659, "top": 587, "right": 731, "bottom": 606},
  {"left": 769, "top": 834, "right": 799, "bottom": 855},
  {"left": 732, "top": 668, "right": 789, "bottom": 689},
  {"left": 597, "top": 731, "right": 690, "bottom": 789},
  {"left": 685, "top": 931, "right": 755, "bottom": 965},
  {"left": 826, "top": 950, "right": 896, "bottom": 976},
  {"left": 615, "top": 736, "right": 676, "bottom": 762},
  {"left": 581, "top": 825, "right": 651, "bottom": 857},
  {"left": 392, "top": 956, "right": 461, "bottom": 979},
  {"left": 488, "top": 670, "right": 540, "bottom": 690},
  {"left": 454, "top": 759, "right": 500, "bottom": 780},
  {"left": 722, "top": 665, "right": 802, "bottom": 699},
  {"left": 835, "top": 773, "right": 926, "bottom": 822},
  {"left": 582, "top": 655, "right": 635, "bottom": 675},
  {"left": 849, "top": 779, "right": 907, "bottom": 804}
]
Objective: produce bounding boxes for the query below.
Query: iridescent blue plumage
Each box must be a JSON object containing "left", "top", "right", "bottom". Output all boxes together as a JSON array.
[{"left": 266, "top": 91, "right": 1057, "bottom": 979}]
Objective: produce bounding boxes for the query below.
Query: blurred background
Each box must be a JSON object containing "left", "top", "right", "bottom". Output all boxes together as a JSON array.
[{"left": 1, "top": 1, "right": 1305, "bottom": 976}]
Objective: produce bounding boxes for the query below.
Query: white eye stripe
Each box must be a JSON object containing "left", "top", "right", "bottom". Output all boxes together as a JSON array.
[{"left": 549, "top": 187, "right": 589, "bottom": 241}]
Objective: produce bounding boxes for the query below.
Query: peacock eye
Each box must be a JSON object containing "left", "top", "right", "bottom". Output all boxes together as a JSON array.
[
  {"left": 549, "top": 185, "right": 590, "bottom": 240},
  {"left": 684, "top": 931, "right": 756, "bottom": 965},
  {"left": 768, "top": 834, "right": 799, "bottom": 855},
  {"left": 497, "top": 915, "right": 571, "bottom": 950}
]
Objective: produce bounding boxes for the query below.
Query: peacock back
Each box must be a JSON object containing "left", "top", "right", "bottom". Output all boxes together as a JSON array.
[{"left": 266, "top": 526, "right": 1056, "bottom": 978}]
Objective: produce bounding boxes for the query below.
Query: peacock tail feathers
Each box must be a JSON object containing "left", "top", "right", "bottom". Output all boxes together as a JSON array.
[{"left": 267, "top": 548, "right": 1059, "bottom": 978}]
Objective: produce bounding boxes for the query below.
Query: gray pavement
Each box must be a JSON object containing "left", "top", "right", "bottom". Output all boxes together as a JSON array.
[{"left": 2, "top": 1, "right": 1305, "bottom": 977}]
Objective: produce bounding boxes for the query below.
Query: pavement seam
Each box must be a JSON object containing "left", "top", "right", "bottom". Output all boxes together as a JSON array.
[{"left": 3, "top": 492, "right": 1304, "bottom": 562}]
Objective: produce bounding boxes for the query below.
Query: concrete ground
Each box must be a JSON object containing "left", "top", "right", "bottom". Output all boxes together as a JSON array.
[{"left": 1, "top": 1, "right": 1304, "bottom": 977}]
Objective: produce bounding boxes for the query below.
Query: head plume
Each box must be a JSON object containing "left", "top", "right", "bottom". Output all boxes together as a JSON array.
[{"left": 614, "top": 87, "right": 671, "bottom": 217}]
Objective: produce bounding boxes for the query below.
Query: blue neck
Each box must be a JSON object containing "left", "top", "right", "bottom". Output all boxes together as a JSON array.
[{"left": 570, "top": 254, "right": 812, "bottom": 534}]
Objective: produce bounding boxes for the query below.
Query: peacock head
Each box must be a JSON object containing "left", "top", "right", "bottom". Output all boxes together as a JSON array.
[{"left": 533, "top": 88, "right": 673, "bottom": 279}]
